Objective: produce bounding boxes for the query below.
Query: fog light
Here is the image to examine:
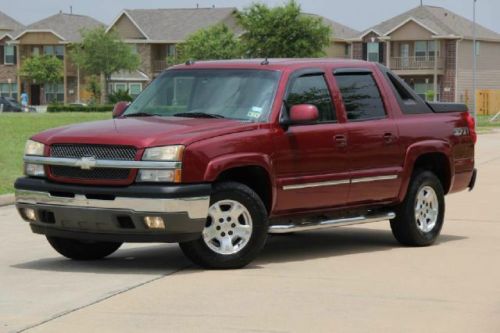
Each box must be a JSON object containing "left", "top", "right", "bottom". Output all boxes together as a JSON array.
[
  {"left": 144, "top": 216, "right": 165, "bottom": 229},
  {"left": 24, "top": 163, "right": 45, "bottom": 177},
  {"left": 23, "top": 208, "right": 37, "bottom": 222}
]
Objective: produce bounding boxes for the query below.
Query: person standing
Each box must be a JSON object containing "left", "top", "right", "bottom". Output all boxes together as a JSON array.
[{"left": 20, "top": 91, "right": 28, "bottom": 112}]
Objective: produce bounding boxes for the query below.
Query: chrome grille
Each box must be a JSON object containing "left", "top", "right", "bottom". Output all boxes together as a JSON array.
[
  {"left": 49, "top": 144, "right": 137, "bottom": 182},
  {"left": 50, "top": 144, "right": 136, "bottom": 160},
  {"left": 50, "top": 166, "right": 131, "bottom": 180}
]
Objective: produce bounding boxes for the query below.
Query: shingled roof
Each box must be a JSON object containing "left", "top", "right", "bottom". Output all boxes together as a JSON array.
[
  {"left": 110, "top": 7, "right": 238, "bottom": 42},
  {"left": 17, "top": 12, "right": 104, "bottom": 42},
  {"left": 306, "top": 14, "right": 360, "bottom": 41},
  {"left": 0, "top": 10, "right": 24, "bottom": 37},
  {"left": 360, "top": 5, "right": 500, "bottom": 41}
]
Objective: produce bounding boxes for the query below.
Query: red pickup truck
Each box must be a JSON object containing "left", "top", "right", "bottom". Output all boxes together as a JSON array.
[{"left": 15, "top": 59, "right": 476, "bottom": 268}]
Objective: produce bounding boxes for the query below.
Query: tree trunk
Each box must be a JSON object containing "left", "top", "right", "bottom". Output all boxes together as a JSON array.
[{"left": 100, "top": 72, "right": 106, "bottom": 104}]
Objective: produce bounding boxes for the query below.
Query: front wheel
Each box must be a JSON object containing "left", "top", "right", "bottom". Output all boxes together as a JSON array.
[
  {"left": 390, "top": 170, "right": 445, "bottom": 246},
  {"left": 46, "top": 236, "right": 122, "bottom": 260},
  {"left": 179, "top": 182, "right": 268, "bottom": 269}
]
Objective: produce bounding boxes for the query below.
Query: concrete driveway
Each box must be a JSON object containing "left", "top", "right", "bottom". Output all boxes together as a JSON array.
[{"left": 1, "top": 133, "right": 499, "bottom": 333}]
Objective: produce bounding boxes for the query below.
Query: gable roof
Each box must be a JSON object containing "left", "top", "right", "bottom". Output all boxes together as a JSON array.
[
  {"left": 359, "top": 5, "right": 500, "bottom": 41},
  {"left": 0, "top": 10, "right": 24, "bottom": 32},
  {"left": 306, "top": 14, "right": 360, "bottom": 41},
  {"left": 18, "top": 12, "right": 104, "bottom": 42},
  {"left": 109, "top": 7, "right": 238, "bottom": 42}
]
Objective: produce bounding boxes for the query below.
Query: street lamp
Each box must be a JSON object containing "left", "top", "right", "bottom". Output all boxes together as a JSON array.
[{"left": 472, "top": 0, "right": 477, "bottom": 124}]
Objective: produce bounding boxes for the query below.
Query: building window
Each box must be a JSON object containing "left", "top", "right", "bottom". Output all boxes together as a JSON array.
[
  {"left": 45, "top": 83, "right": 64, "bottom": 103},
  {"left": 0, "top": 83, "right": 17, "bottom": 99},
  {"left": 32, "top": 47, "right": 40, "bottom": 56},
  {"left": 55, "top": 46, "right": 64, "bottom": 60},
  {"left": 4, "top": 45, "right": 15, "bottom": 64},
  {"left": 475, "top": 41, "right": 480, "bottom": 56},
  {"left": 128, "top": 83, "right": 142, "bottom": 98},
  {"left": 415, "top": 41, "right": 439, "bottom": 59},
  {"left": 345, "top": 44, "right": 351, "bottom": 57},
  {"left": 114, "top": 83, "right": 127, "bottom": 92},
  {"left": 167, "top": 44, "right": 176, "bottom": 58},
  {"left": 367, "top": 42, "right": 379, "bottom": 62},
  {"left": 44, "top": 45, "right": 54, "bottom": 55}
]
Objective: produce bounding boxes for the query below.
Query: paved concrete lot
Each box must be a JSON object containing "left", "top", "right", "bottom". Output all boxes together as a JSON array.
[{"left": 1, "top": 133, "right": 499, "bottom": 333}]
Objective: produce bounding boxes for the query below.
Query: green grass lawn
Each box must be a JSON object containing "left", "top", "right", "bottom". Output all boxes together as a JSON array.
[
  {"left": 0, "top": 112, "right": 110, "bottom": 194},
  {"left": 0, "top": 112, "right": 498, "bottom": 195}
]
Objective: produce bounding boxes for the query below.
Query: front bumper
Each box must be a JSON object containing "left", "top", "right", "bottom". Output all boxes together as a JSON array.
[{"left": 15, "top": 177, "right": 211, "bottom": 243}]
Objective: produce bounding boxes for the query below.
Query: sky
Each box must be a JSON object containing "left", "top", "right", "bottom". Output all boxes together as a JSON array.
[{"left": 1, "top": 0, "right": 499, "bottom": 33}]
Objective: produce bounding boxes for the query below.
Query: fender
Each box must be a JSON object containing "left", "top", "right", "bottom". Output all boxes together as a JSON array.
[
  {"left": 398, "top": 140, "right": 454, "bottom": 201},
  {"left": 203, "top": 153, "right": 278, "bottom": 209}
]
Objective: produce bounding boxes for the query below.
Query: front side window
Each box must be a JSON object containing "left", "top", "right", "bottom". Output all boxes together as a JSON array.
[
  {"left": 4, "top": 45, "right": 15, "bottom": 64},
  {"left": 367, "top": 42, "right": 379, "bottom": 62},
  {"left": 335, "top": 73, "right": 386, "bottom": 121},
  {"left": 286, "top": 74, "right": 335, "bottom": 122},
  {"left": 124, "top": 69, "right": 280, "bottom": 122}
]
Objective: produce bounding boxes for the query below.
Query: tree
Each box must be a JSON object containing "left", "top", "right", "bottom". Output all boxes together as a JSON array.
[
  {"left": 180, "top": 24, "right": 242, "bottom": 62},
  {"left": 71, "top": 27, "right": 140, "bottom": 103},
  {"left": 19, "top": 55, "right": 63, "bottom": 84},
  {"left": 19, "top": 55, "right": 63, "bottom": 104},
  {"left": 237, "top": 0, "right": 332, "bottom": 58}
]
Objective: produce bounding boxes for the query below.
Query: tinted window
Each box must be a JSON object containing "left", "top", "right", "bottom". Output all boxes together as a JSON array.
[
  {"left": 335, "top": 74, "right": 386, "bottom": 121},
  {"left": 287, "top": 74, "right": 335, "bottom": 122}
]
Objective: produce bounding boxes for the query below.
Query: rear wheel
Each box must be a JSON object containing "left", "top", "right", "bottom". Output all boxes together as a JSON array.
[
  {"left": 46, "top": 236, "right": 122, "bottom": 260},
  {"left": 390, "top": 170, "right": 445, "bottom": 246},
  {"left": 179, "top": 182, "right": 268, "bottom": 269}
]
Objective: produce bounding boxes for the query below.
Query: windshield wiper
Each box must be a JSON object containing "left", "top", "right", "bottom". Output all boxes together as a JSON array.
[
  {"left": 174, "top": 112, "right": 225, "bottom": 119},
  {"left": 125, "top": 112, "right": 159, "bottom": 118}
]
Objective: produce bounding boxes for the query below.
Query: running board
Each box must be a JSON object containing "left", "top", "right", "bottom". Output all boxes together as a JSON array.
[{"left": 268, "top": 212, "right": 396, "bottom": 234}]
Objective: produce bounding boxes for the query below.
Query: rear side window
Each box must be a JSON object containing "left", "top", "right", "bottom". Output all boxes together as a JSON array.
[
  {"left": 335, "top": 73, "right": 386, "bottom": 121},
  {"left": 287, "top": 74, "right": 336, "bottom": 122}
]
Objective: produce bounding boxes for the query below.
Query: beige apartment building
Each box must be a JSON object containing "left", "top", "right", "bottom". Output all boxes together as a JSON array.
[
  {"left": 349, "top": 5, "right": 500, "bottom": 108},
  {"left": 0, "top": 11, "right": 24, "bottom": 100}
]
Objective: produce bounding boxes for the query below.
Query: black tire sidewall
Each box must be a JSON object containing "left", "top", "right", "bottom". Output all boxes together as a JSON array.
[
  {"left": 392, "top": 171, "right": 445, "bottom": 246},
  {"left": 180, "top": 182, "right": 268, "bottom": 269}
]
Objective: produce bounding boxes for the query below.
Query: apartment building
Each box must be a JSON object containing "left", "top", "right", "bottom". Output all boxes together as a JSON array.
[
  {"left": 349, "top": 5, "right": 500, "bottom": 107},
  {"left": 0, "top": 11, "right": 24, "bottom": 100}
]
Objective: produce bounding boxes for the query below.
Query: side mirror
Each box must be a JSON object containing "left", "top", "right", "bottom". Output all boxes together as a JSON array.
[
  {"left": 288, "top": 104, "right": 319, "bottom": 124},
  {"left": 112, "top": 101, "right": 129, "bottom": 118}
]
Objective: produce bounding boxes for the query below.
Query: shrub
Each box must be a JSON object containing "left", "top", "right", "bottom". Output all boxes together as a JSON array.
[
  {"left": 108, "top": 89, "right": 133, "bottom": 103},
  {"left": 47, "top": 104, "right": 114, "bottom": 113}
]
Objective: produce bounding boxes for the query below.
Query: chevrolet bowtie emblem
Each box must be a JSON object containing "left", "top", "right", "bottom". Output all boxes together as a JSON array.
[{"left": 76, "top": 157, "right": 97, "bottom": 170}]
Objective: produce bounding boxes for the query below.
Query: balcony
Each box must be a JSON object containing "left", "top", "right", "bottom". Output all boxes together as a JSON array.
[{"left": 390, "top": 56, "right": 444, "bottom": 74}]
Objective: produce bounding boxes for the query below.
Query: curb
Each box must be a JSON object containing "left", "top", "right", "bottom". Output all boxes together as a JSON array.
[{"left": 0, "top": 194, "right": 15, "bottom": 207}]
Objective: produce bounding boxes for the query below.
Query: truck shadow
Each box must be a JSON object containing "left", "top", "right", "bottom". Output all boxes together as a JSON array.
[
  {"left": 255, "top": 228, "right": 466, "bottom": 266},
  {"left": 12, "top": 227, "right": 466, "bottom": 274}
]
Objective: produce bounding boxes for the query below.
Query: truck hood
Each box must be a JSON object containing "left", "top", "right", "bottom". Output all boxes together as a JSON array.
[{"left": 32, "top": 116, "right": 259, "bottom": 148}]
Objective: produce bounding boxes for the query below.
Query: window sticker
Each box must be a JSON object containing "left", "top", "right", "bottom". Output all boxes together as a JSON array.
[{"left": 247, "top": 106, "right": 263, "bottom": 119}]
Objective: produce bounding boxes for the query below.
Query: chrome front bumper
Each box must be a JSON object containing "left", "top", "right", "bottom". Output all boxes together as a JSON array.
[
  {"left": 14, "top": 177, "right": 211, "bottom": 243},
  {"left": 15, "top": 189, "right": 209, "bottom": 220}
]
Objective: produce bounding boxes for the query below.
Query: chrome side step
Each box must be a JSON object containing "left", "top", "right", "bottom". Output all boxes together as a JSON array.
[{"left": 268, "top": 212, "right": 396, "bottom": 234}]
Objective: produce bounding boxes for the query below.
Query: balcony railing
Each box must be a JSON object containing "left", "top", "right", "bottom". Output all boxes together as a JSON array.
[
  {"left": 390, "top": 56, "right": 444, "bottom": 71},
  {"left": 153, "top": 60, "right": 168, "bottom": 73}
]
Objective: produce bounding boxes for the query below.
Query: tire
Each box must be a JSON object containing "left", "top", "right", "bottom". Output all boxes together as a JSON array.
[
  {"left": 390, "top": 170, "right": 445, "bottom": 246},
  {"left": 46, "top": 236, "right": 122, "bottom": 260},
  {"left": 179, "top": 181, "right": 269, "bottom": 269}
]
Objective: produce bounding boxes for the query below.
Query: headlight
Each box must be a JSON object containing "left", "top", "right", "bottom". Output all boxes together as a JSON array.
[
  {"left": 137, "top": 169, "right": 182, "bottom": 183},
  {"left": 25, "top": 164, "right": 46, "bottom": 177},
  {"left": 25, "top": 140, "right": 45, "bottom": 156},
  {"left": 142, "top": 145, "right": 184, "bottom": 161}
]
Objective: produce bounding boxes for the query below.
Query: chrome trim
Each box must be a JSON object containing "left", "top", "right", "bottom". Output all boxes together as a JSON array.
[
  {"left": 24, "top": 156, "right": 182, "bottom": 170},
  {"left": 268, "top": 212, "right": 396, "bottom": 234},
  {"left": 283, "top": 175, "right": 398, "bottom": 190},
  {"left": 15, "top": 190, "right": 209, "bottom": 219},
  {"left": 283, "top": 179, "right": 350, "bottom": 191},
  {"left": 351, "top": 175, "right": 398, "bottom": 184}
]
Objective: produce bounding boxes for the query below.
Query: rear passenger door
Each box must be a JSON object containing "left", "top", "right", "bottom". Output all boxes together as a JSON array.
[{"left": 333, "top": 68, "right": 403, "bottom": 204}]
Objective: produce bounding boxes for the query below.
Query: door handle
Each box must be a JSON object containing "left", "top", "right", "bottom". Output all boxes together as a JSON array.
[
  {"left": 383, "top": 133, "right": 395, "bottom": 144},
  {"left": 334, "top": 135, "right": 347, "bottom": 148}
]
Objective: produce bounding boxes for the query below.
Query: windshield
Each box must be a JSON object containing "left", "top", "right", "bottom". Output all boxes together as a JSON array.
[{"left": 124, "top": 69, "right": 281, "bottom": 122}]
